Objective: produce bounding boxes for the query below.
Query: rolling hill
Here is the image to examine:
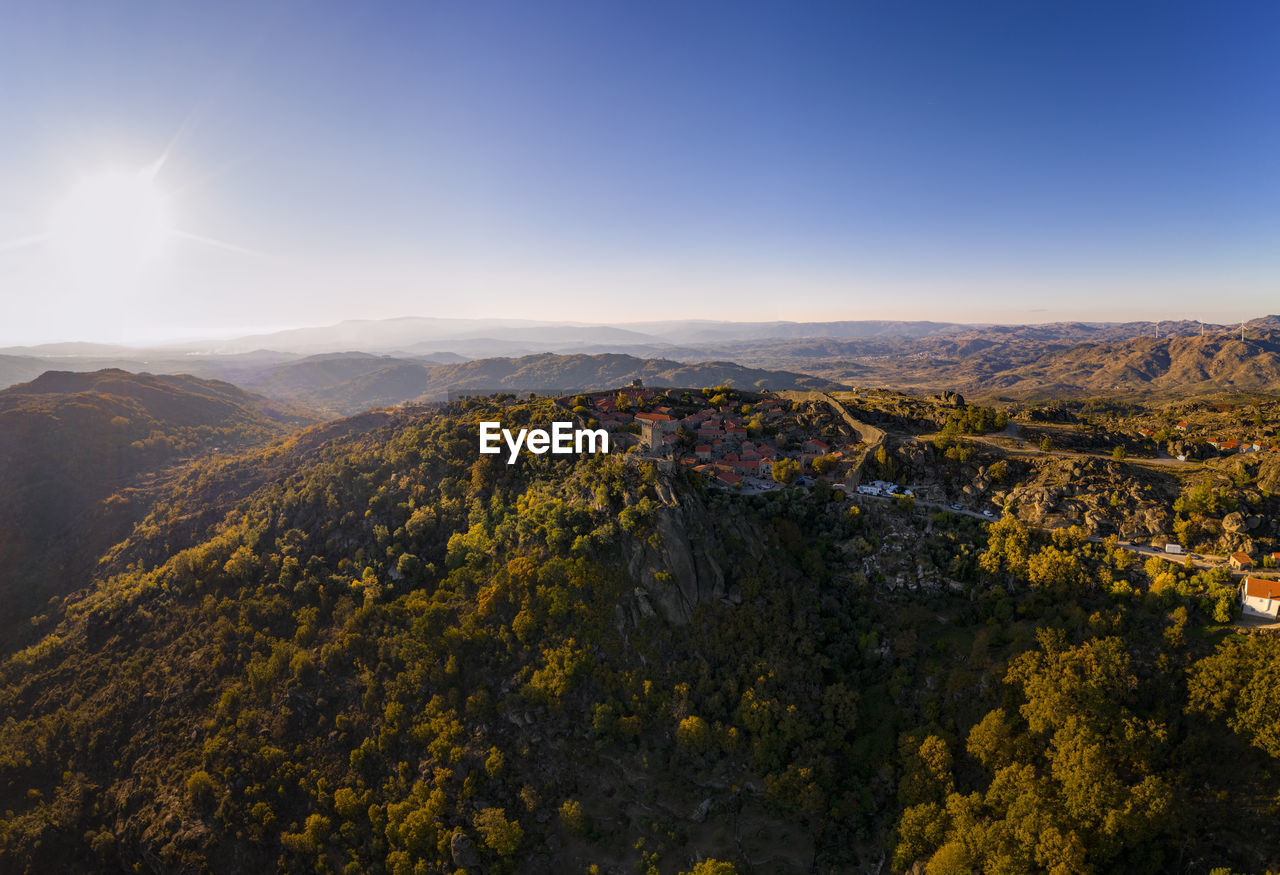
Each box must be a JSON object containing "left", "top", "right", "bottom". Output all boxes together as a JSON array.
[
  {"left": 5, "top": 317, "right": 1280, "bottom": 407},
  {"left": 222, "top": 352, "right": 846, "bottom": 416},
  {"left": 720, "top": 324, "right": 1280, "bottom": 399},
  {"left": 0, "top": 370, "right": 314, "bottom": 648}
]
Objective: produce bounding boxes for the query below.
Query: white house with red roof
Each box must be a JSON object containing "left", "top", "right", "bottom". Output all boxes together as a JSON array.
[{"left": 1242, "top": 578, "right": 1280, "bottom": 620}]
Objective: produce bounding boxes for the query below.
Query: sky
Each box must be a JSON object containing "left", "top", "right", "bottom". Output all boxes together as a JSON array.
[{"left": 1, "top": 0, "right": 1277, "bottom": 345}]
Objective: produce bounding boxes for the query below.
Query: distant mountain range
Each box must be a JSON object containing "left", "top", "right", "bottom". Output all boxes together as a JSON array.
[
  {"left": 103, "top": 316, "right": 975, "bottom": 355},
  {"left": 735, "top": 320, "right": 1280, "bottom": 399},
  {"left": 221, "top": 352, "right": 844, "bottom": 415},
  {"left": 2, "top": 315, "right": 1278, "bottom": 408}
]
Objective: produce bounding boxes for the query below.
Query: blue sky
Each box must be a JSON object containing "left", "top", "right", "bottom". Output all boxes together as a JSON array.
[{"left": 1, "top": 0, "right": 1277, "bottom": 343}]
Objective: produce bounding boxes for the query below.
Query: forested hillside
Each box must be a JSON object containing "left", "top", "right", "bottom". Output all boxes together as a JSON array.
[
  {"left": 0, "top": 370, "right": 311, "bottom": 648},
  {"left": 1, "top": 397, "right": 1278, "bottom": 872}
]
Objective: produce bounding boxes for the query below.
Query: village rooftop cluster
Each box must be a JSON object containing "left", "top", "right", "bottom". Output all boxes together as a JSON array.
[
  {"left": 556, "top": 382, "right": 854, "bottom": 490},
  {"left": 1132, "top": 420, "right": 1280, "bottom": 461}
]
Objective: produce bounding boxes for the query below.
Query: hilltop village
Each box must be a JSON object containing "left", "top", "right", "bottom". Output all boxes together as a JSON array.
[
  {"left": 558, "top": 382, "right": 855, "bottom": 490},
  {"left": 549, "top": 384, "right": 1280, "bottom": 614}
]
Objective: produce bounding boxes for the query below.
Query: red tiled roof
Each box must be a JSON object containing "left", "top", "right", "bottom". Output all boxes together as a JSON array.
[
  {"left": 1231, "top": 552, "right": 1254, "bottom": 565},
  {"left": 1245, "top": 578, "right": 1280, "bottom": 600}
]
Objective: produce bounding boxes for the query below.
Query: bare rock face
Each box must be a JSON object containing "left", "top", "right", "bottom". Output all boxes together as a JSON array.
[
  {"left": 621, "top": 474, "right": 760, "bottom": 626},
  {"left": 450, "top": 831, "right": 480, "bottom": 870},
  {"left": 1137, "top": 507, "right": 1167, "bottom": 536},
  {"left": 1082, "top": 512, "right": 1105, "bottom": 536},
  {"left": 935, "top": 390, "right": 966, "bottom": 407},
  {"left": 1223, "top": 512, "right": 1247, "bottom": 534},
  {"left": 1258, "top": 456, "right": 1280, "bottom": 495},
  {"left": 1223, "top": 533, "right": 1255, "bottom": 556}
]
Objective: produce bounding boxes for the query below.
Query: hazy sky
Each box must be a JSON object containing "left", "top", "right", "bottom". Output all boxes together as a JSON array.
[{"left": 1, "top": 1, "right": 1277, "bottom": 344}]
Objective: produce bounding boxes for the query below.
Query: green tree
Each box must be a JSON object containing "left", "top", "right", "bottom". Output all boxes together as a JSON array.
[
  {"left": 558, "top": 799, "right": 589, "bottom": 836},
  {"left": 676, "top": 715, "right": 712, "bottom": 752},
  {"left": 811, "top": 453, "right": 839, "bottom": 475},
  {"left": 681, "top": 862, "right": 738, "bottom": 875},
  {"left": 474, "top": 808, "right": 523, "bottom": 855},
  {"left": 772, "top": 458, "right": 802, "bottom": 485}
]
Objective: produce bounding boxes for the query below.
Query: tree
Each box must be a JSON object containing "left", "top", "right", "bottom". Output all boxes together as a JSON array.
[
  {"left": 1040, "top": 436, "right": 1054, "bottom": 453},
  {"left": 681, "top": 862, "right": 738, "bottom": 875},
  {"left": 185, "top": 769, "right": 216, "bottom": 812},
  {"left": 1189, "top": 636, "right": 1280, "bottom": 759},
  {"left": 966, "top": 708, "right": 1022, "bottom": 771},
  {"left": 772, "top": 458, "right": 802, "bottom": 485},
  {"left": 676, "top": 715, "right": 712, "bottom": 752},
  {"left": 979, "top": 514, "right": 1032, "bottom": 579},
  {"left": 558, "top": 799, "right": 589, "bottom": 835},
  {"left": 988, "top": 460, "right": 1008, "bottom": 483},
  {"left": 810, "top": 454, "right": 837, "bottom": 475},
  {"left": 474, "top": 808, "right": 523, "bottom": 855},
  {"left": 1026, "top": 545, "right": 1084, "bottom": 590},
  {"left": 1112, "top": 446, "right": 1126, "bottom": 461}
]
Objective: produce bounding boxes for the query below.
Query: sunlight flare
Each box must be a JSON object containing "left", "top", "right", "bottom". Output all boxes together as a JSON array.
[{"left": 48, "top": 167, "right": 172, "bottom": 276}]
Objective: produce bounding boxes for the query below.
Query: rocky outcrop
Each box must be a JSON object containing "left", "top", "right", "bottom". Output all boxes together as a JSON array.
[
  {"left": 1223, "top": 512, "right": 1247, "bottom": 534},
  {"left": 998, "top": 456, "right": 1172, "bottom": 539},
  {"left": 618, "top": 474, "right": 761, "bottom": 626},
  {"left": 450, "top": 831, "right": 480, "bottom": 870}
]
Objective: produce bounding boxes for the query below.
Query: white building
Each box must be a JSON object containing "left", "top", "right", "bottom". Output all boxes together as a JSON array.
[{"left": 1242, "top": 578, "right": 1280, "bottom": 620}]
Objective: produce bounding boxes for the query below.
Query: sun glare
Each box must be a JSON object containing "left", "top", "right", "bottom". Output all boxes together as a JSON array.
[{"left": 49, "top": 168, "right": 171, "bottom": 278}]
